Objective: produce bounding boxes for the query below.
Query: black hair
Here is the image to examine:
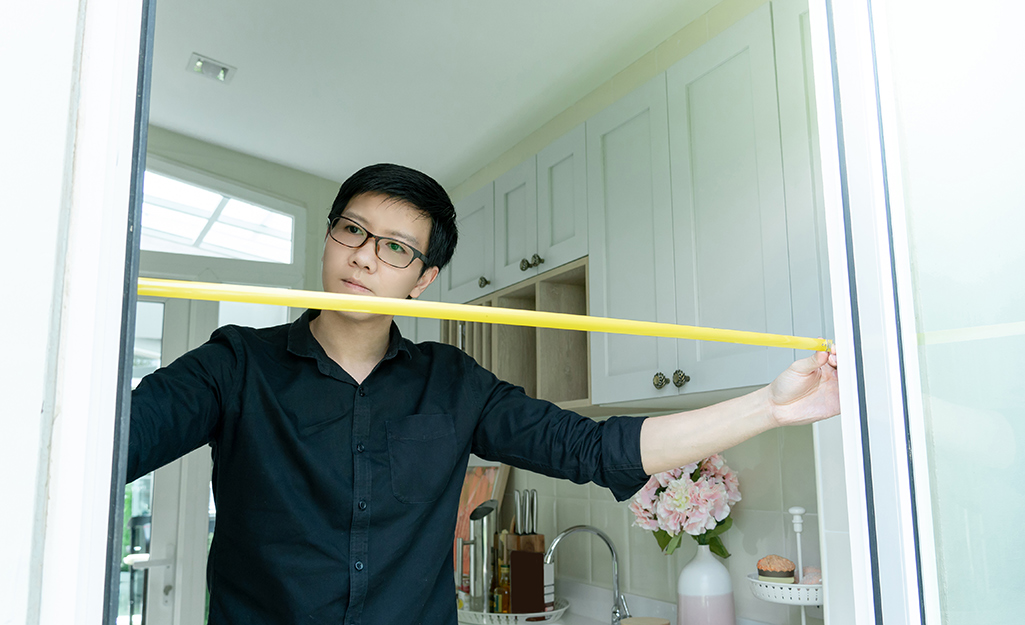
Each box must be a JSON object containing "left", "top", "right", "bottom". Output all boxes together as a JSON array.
[{"left": 328, "top": 163, "right": 458, "bottom": 271}]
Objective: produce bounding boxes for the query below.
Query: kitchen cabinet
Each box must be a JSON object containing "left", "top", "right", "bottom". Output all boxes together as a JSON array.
[
  {"left": 665, "top": 3, "right": 794, "bottom": 394},
  {"left": 588, "top": 5, "right": 793, "bottom": 404},
  {"left": 441, "top": 183, "right": 495, "bottom": 303},
  {"left": 493, "top": 157, "right": 538, "bottom": 289},
  {"left": 586, "top": 74, "right": 677, "bottom": 405},
  {"left": 493, "top": 125, "right": 589, "bottom": 292},
  {"left": 440, "top": 258, "right": 589, "bottom": 409}
]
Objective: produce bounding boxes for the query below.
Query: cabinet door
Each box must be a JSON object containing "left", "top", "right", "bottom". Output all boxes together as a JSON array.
[
  {"left": 587, "top": 74, "right": 677, "bottom": 404},
  {"left": 666, "top": 4, "right": 794, "bottom": 393},
  {"left": 537, "top": 124, "right": 588, "bottom": 272},
  {"left": 493, "top": 156, "right": 538, "bottom": 290},
  {"left": 773, "top": 0, "right": 833, "bottom": 344},
  {"left": 442, "top": 183, "right": 495, "bottom": 303}
]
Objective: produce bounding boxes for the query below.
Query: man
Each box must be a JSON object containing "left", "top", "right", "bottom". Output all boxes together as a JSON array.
[{"left": 128, "top": 163, "right": 839, "bottom": 624}]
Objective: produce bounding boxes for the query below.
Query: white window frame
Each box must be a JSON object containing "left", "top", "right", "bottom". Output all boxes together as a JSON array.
[
  {"left": 140, "top": 155, "right": 308, "bottom": 289},
  {"left": 809, "top": 0, "right": 937, "bottom": 623}
]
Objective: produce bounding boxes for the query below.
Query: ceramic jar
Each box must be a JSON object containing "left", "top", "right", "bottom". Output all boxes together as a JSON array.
[{"left": 677, "top": 544, "right": 736, "bottom": 624}]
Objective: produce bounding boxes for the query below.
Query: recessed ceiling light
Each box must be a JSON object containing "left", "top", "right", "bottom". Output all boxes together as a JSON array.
[{"left": 186, "top": 53, "right": 236, "bottom": 84}]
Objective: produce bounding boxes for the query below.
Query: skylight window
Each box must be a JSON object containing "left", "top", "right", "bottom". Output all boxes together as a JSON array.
[{"left": 140, "top": 171, "right": 295, "bottom": 264}]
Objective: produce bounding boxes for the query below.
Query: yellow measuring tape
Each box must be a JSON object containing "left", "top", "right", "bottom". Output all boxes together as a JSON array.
[{"left": 138, "top": 278, "right": 832, "bottom": 352}]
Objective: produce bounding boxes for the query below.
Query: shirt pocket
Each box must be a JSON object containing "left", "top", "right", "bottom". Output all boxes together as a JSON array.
[{"left": 386, "top": 413, "right": 457, "bottom": 504}]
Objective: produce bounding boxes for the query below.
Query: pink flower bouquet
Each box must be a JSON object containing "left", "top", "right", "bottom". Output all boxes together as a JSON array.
[{"left": 629, "top": 454, "right": 741, "bottom": 558}]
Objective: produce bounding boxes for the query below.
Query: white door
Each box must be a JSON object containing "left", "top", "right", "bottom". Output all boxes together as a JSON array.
[
  {"left": 587, "top": 73, "right": 677, "bottom": 404},
  {"left": 666, "top": 4, "right": 794, "bottom": 394}
]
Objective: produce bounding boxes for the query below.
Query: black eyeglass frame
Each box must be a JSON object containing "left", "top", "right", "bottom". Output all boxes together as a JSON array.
[{"left": 326, "top": 215, "right": 429, "bottom": 269}]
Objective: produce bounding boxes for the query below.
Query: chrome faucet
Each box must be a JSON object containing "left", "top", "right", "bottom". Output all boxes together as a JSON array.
[{"left": 544, "top": 525, "right": 631, "bottom": 625}]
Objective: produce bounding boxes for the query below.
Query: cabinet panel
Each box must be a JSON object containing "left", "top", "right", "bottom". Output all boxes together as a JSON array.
[
  {"left": 667, "top": 4, "right": 794, "bottom": 393},
  {"left": 494, "top": 157, "right": 538, "bottom": 290},
  {"left": 442, "top": 183, "right": 495, "bottom": 303},
  {"left": 587, "top": 75, "right": 677, "bottom": 404},
  {"left": 773, "top": 0, "right": 833, "bottom": 343},
  {"left": 537, "top": 124, "right": 588, "bottom": 271}
]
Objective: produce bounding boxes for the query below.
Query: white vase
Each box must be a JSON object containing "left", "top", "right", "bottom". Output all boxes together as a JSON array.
[{"left": 677, "top": 544, "right": 736, "bottom": 625}]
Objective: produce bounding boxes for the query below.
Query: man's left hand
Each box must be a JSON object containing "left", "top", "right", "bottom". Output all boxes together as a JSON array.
[{"left": 767, "top": 346, "right": 840, "bottom": 427}]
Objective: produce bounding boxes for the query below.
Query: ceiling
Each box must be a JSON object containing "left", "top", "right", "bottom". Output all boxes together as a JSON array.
[{"left": 149, "top": 0, "right": 715, "bottom": 190}]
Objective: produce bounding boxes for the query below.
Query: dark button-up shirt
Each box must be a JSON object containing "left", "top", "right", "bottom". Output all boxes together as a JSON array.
[{"left": 128, "top": 310, "right": 649, "bottom": 624}]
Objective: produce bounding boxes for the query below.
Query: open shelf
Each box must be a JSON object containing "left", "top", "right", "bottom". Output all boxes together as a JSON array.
[{"left": 442, "top": 257, "right": 590, "bottom": 408}]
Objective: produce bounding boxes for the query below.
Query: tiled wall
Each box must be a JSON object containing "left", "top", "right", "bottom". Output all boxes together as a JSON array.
[{"left": 501, "top": 423, "right": 824, "bottom": 625}]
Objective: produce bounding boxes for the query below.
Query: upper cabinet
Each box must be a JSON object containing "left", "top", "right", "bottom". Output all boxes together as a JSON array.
[
  {"left": 666, "top": 3, "right": 794, "bottom": 394},
  {"left": 588, "top": 4, "right": 794, "bottom": 404},
  {"left": 440, "top": 0, "right": 829, "bottom": 409},
  {"left": 441, "top": 183, "right": 496, "bottom": 303},
  {"left": 494, "top": 157, "right": 539, "bottom": 289},
  {"left": 493, "top": 125, "right": 589, "bottom": 292},
  {"left": 586, "top": 75, "right": 678, "bottom": 405},
  {"left": 536, "top": 125, "right": 589, "bottom": 277}
]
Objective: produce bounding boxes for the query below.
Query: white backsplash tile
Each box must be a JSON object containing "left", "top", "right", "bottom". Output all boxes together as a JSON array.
[
  {"left": 721, "top": 509, "right": 790, "bottom": 625},
  {"left": 814, "top": 417, "right": 849, "bottom": 533},
  {"left": 554, "top": 497, "right": 592, "bottom": 581},
  {"left": 781, "top": 424, "right": 818, "bottom": 512},
  {"left": 625, "top": 520, "right": 677, "bottom": 602},
  {"left": 587, "top": 501, "right": 630, "bottom": 590},
  {"left": 556, "top": 476, "right": 590, "bottom": 500},
  {"left": 723, "top": 429, "right": 785, "bottom": 512},
  {"left": 823, "top": 530, "right": 855, "bottom": 625}
]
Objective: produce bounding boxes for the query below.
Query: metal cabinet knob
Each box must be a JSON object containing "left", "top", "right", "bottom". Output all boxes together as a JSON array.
[
  {"left": 672, "top": 370, "right": 690, "bottom": 388},
  {"left": 652, "top": 372, "right": 669, "bottom": 389},
  {"left": 478, "top": 276, "right": 490, "bottom": 288},
  {"left": 519, "top": 254, "right": 546, "bottom": 271}
]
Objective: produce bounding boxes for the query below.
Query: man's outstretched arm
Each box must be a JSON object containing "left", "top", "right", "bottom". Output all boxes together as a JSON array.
[{"left": 639, "top": 349, "right": 840, "bottom": 475}]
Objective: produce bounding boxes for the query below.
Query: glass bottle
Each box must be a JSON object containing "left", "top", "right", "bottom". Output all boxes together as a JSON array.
[{"left": 491, "top": 562, "right": 511, "bottom": 614}]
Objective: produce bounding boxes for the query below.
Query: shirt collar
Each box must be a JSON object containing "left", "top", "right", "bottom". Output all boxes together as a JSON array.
[{"left": 287, "top": 309, "right": 412, "bottom": 365}]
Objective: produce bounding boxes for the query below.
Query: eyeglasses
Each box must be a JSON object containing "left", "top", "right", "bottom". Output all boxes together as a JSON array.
[{"left": 327, "top": 215, "right": 428, "bottom": 269}]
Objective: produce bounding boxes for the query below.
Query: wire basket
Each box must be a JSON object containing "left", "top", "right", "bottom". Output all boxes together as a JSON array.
[
  {"left": 456, "top": 598, "right": 570, "bottom": 624},
  {"left": 747, "top": 574, "right": 822, "bottom": 606}
]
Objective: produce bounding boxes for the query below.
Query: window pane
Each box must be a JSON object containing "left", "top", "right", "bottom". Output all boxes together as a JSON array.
[
  {"left": 201, "top": 222, "right": 292, "bottom": 264},
  {"left": 140, "top": 170, "right": 296, "bottom": 264},
  {"left": 885, "top": 1, "right": 1025, "bottom": 622},
  {"left": 143, "top": 171, "right": 221, "bottom": 215}
]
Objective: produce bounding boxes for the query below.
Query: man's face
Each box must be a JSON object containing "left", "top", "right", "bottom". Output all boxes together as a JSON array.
[{"left": 321, "top": 192, "right": 439, "bottom": 307}]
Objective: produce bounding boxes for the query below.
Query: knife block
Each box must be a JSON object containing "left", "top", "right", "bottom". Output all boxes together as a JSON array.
[{"left": 506, "top": 533, "right": 545, "bottom": 554}]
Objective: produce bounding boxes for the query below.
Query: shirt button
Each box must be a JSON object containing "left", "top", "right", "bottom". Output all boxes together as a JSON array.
[
  {"left": 354, "top": 561, "right": 364, "bottom": 571},
  {"left": 358, "top": 386, "right": 366, "bottom": 397},
  {"left": 358, "top": 500, "right": 367, "bottom": 511},
  {"left": 356, "top": 443, "right": 365, "bottom": 453}
]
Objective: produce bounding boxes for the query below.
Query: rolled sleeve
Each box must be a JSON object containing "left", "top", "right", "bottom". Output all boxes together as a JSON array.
[{"left": 471, "top": 373, "right": 649, "bottom": 502}]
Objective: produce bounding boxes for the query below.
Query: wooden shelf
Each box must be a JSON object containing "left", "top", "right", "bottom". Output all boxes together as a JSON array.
[{"left": 441, "top": 258, "right": 590, "bottom": 408}]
